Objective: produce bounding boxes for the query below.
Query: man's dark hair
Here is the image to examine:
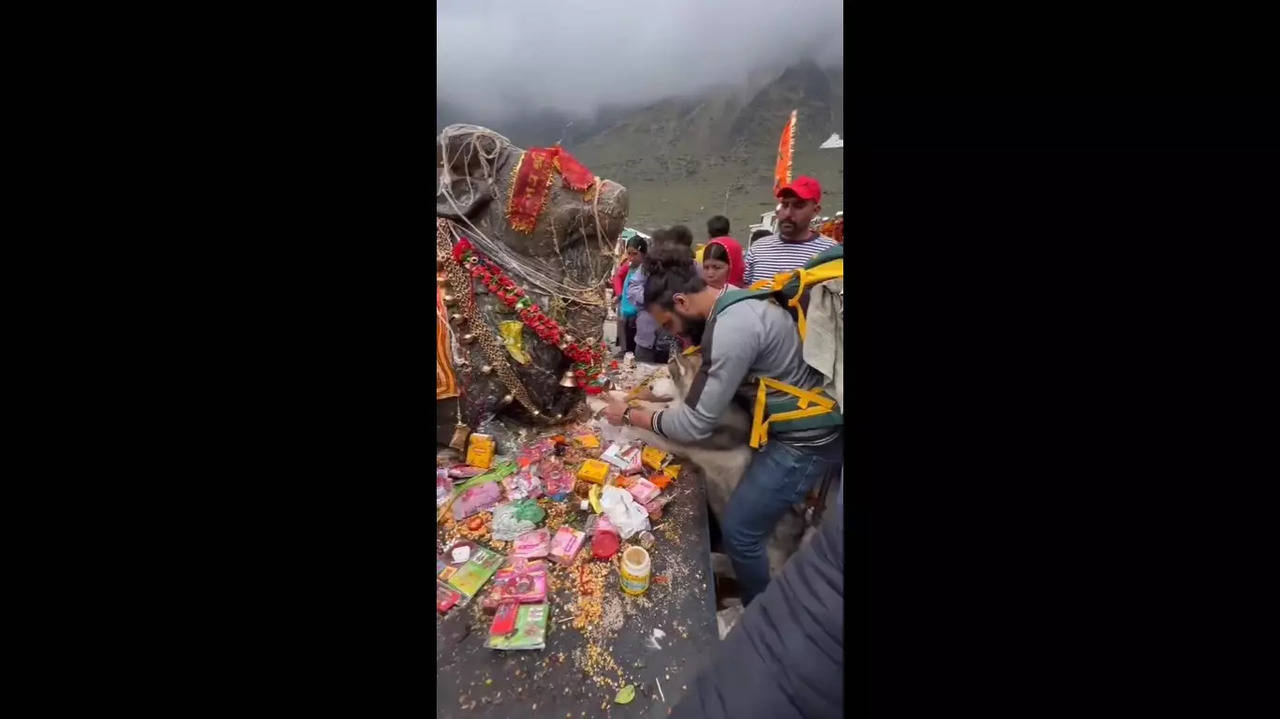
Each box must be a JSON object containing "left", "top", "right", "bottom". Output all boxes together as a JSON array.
[
  {"left": 669, "top": 225, "right": 694, "bottom": 248},
  {"left": 707, "top": 215, "right": 730, "bottom": 238},
  {"left": 643, "top": 244, "right": 705, "bottom": 309},
  {"left": 750, "top": 228, "right": 771, "bottom": 243}
]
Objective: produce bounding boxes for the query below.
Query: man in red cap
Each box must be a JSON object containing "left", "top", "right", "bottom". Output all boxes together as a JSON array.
[{"left": 744, "top": 176, "right": 837, "bottom": 287}]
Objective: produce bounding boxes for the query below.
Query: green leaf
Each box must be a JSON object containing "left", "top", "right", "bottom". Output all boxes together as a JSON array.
[{"left": 614, "top": 685, "right": 635, "bottom": 704}]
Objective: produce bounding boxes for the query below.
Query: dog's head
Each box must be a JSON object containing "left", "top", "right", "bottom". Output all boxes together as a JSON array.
[{"left": 667, "top": 349, "right": 703, "bottom": 400}]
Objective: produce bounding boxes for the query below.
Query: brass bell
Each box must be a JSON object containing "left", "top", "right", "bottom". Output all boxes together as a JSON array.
[
  {"left": 461, "top": 333, "right": 475, "bottom": 344},
  {"left": 450, "top": 313, "right": 464, "bottom": 324},
  {"left": 499, "top": 394, "right": 514, "bottom": 406},
  {"left": 559, "top": 369, "right": 578, "bottom": 387},
  {"left": 531, "top": 409, "right": 541, "bottom": 416},
  {"left": 480, "top": 364, "right": 493, "bottom": 375},
  {"left": 443, "top": 293, "right": 457, "bottom": 306}
]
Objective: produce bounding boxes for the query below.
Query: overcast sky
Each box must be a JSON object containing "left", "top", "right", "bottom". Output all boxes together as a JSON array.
[{"left": 437, "top": 0, "right": 842, "bottom": 121}]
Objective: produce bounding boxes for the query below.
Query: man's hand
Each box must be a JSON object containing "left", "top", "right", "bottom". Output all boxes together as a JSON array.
[
  {"left": 635, "top": 388, "right": 673, "bottom": 403},
  {"left": 602, "top": 396, "right": 629, "bottom": 426}
]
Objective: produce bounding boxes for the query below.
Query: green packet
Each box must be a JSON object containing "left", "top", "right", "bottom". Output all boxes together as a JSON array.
[
  {"left": 484, "top": 602, "right": 548, "bottom": 651},
  {"left": 437, "top": 540, "right": 504, "bottom": 600}
]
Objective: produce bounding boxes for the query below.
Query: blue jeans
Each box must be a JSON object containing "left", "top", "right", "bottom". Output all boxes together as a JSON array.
[{"left": 723, "top": 433, "right": 843, "bottom": 605}]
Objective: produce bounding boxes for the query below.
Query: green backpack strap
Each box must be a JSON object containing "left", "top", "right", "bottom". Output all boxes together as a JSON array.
[
  {"left": 805, "top": 245, "right": 843, "bottom": 268},
  {"left": 712, "top": 287, "right": 774, "bottom": 317}
]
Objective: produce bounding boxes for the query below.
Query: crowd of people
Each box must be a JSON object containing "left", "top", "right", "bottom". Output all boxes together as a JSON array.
[
  {"left": 614, "top": 175, "right": 839, "bottom": 360},
  {"left": 605, "top": 175, "right": 841, "bottom": 603},
  {"left": 601, "top": 174, "right": 845, "bottom": 715}
]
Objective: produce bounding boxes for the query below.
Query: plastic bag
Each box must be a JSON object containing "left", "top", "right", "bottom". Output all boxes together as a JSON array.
[
  {"left": 492, "top": 499, "right": 545, "bottom": 541},
  {"left": 596, "top": 417, "right": 640, "bottom": 446},
  {"left": 599, "top": 485, "right": 651, "bottom": 539}
]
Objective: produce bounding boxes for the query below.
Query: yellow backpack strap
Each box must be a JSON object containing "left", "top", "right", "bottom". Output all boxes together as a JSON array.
[
  {"left": 787, "top": 259, "right": 843, "bottom": 340},
  {"left": 749, "top": 377, "right": 839, "bottom": 448},
  {"left": 749, "top": 269, "right": 796, "bottom": 291},
  {"left": 751, "top": 378, "right": 770, "bottom": 448}
]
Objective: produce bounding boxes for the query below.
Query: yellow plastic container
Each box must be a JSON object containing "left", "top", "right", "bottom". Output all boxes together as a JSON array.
[
  {"left": 466, "top": 433, "right": 495, "bottom": 469},
  {"left": 620, "top": 546, "right": 651, "bottom": 595},
  {"left": 575, "top": 459, "right": 610, "bottom": 485}
]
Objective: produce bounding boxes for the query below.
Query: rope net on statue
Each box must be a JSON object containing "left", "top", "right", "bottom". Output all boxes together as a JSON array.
[{"left": 437, "top": 124, "right": 620, "bottom": 309}]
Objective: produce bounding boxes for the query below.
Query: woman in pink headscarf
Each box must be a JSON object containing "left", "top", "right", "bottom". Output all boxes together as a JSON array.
[{"left": 702, "top": 237, "right": 746, "bottom": 290}]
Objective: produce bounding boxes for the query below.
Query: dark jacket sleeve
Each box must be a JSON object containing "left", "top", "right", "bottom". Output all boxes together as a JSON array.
[{"left": 671, "top": 503, "right": 844, "bottom": 719}]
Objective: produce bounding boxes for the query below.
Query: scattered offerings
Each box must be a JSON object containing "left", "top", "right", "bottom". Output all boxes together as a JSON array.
[
  {"left": 484, "top": 602, "right": 548, "bottom": 650},
  {"left": 510, "top": 527, "right": 550, "bottom": 558},
  {"left": 437, "top": 540, "right": 504, "bottom": 602},
  {"left": 619, "top": 546, "right": 652, "bottom": 596},
  {"left": 491, "top": 499, "right": 546, "bottom": 540},
  {"left": 502, "top": 471, "right": 544, "bottom": 501},
  {"left": 542, "top": 465, "right": 576, "bottom": 498},
  {"left": 627, "top": 477, "right": 662, "bottom": 504},
  {"left": 448, "top": 465, "right": 487, "bottom": 479},
  {"left": 437, "top": 582, "right": 463, "bottom": 613},
  {"left": 642, "top": 446, "right": 671, "bottom": 471},
  {"left": 602, "top": 442, "right": 644, "bottom": 474},
  {"left": 466, "top": 433, "right": 496, "bottom": 469},
  {"left": 549, "top": 526, "right": 586, "bottom": 565},
  {"left": 490, "top": 558, "right": 549, "bottom": 603},
  {"left": 452, "top": 481, "right": 502, "bottom": 521},
  {"left": 575, "top": 459, "right": 611, "bottom": 485},
  {"left": 436, "top": 469, "right": 452, "bottom": 507}
]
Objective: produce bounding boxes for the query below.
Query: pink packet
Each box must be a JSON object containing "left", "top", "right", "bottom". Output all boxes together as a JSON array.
[
  {"left": 511, "top": 528, "right": 550, "bottom": 558},
  {"left": 502, "top": 472, "right": 544, "bottom": 501},
  {"left": 544, "top": 468, "right": 576, "bottom": 498},
  {"left": 627, "top": 478, "right": 661, "bottom": 504},
  {"left": 491, "top": 558, "right": 548, "bottom": 603},
  {"left": 449, "top": 465, "right": 487, "bottom": 479},
  {"left": 643, "top": 495, "right": 673, "bottom": 520},
  {"left": 437, "top": 469, "right": 452, "bottom": 508},
  {"left": 452, "top": 481, "right": 502, "bottom": 520},
  {"left": 516, "top": 439, "right": 557, "bottom": 470},
  {"left": 549, "top": 526, "right": 586, "bottom": 565}
]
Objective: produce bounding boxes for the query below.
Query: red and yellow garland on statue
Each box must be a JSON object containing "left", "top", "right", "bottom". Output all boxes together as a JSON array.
[
  {"left": 451, "top": 237, "right": 611, "bottom": 394},
  {"left": 505, "top": 146, "right": 599, "bottom": 234}
]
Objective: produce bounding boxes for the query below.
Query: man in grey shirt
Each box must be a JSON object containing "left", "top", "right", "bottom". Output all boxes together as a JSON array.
[{"left": 603, "top": 247, "right": 843, "bottom": 605}]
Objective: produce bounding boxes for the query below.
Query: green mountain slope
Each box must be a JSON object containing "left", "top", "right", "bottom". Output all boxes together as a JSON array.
[{"left": 438, "top": 61, "right": 844, "bottom": 239}]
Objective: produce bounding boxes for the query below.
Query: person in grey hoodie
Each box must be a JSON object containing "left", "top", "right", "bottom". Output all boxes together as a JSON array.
[{"left": 603, "top": 245, "right": 843, "bottom": 605}]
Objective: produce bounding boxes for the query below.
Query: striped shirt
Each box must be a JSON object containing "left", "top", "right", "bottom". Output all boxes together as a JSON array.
[{"left": 744, "top": 233, "right": 837, "bottom": 286}]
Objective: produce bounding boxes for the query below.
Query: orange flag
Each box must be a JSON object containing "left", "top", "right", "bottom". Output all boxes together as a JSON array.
[{"left": 773, "top": 110, "right": 797, "bottom": 195}]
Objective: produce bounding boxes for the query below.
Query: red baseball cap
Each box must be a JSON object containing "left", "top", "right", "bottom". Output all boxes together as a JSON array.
[{"left": 776, "top": 176, "right": 822, "bottom": 203}]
